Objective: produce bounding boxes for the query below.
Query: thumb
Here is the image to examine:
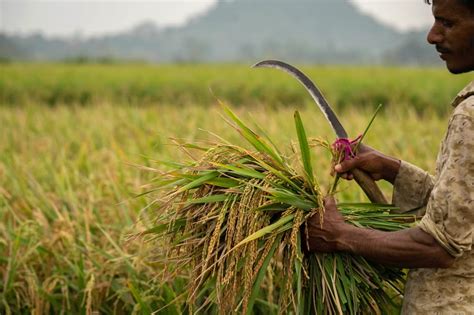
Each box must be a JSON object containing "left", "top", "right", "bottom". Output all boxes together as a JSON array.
[
  {"left": 334, "top": 157, "right": 360, "bottom": 173},
  {"left": 323, "top": 195, "right": 336, "bottom": 209}
]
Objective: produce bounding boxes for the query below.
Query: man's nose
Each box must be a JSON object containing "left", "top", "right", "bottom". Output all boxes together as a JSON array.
[{"left": 427, "top": 23, "right": 443, "bottom": 45}]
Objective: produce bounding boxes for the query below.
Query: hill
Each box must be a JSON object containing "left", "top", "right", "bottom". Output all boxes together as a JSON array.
[{"left": 0, "top": 0, "right": 440, "bottom": 64}]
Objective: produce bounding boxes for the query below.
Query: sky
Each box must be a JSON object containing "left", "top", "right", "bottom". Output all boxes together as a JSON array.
[{"left": 0, "top": 0, "right": 434, "bottom": 38}]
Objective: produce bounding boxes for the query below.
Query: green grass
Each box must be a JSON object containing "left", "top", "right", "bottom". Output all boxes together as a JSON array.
[
  {"left": 1, "top": 63, "right": 472, "bottom": 114},
  {"left": 0, "top": 63, "right": 466, "bottom": 313}
]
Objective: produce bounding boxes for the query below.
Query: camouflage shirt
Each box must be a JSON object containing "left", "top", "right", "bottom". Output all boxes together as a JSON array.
[{"left": 392, "top": 81, "right": 474, "bottom": 314}]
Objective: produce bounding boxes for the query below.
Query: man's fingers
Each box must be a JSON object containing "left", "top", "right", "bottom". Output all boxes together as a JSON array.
[
  {"left": 323, "top": 195, "right": 336, "bottom": 209},
  {"left": 356, "top": 143, "right": 373, "bottom": 153},
  {"left": 332, "top": 169, "right": 353, "bottom": 179},
  {"left": 335, "top": 158, "right": 359, "bottom": 174},
  {"left": 340, "top": 172, "right": 355, "bottom": 180}
]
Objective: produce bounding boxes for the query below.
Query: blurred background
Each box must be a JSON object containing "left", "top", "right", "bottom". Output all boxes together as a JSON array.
[
  {"left": 1, "top": 0, "right": 439, "bottom": 65},
  {"left": 1, "top": 1, "right": 473, "bottom": 313}
]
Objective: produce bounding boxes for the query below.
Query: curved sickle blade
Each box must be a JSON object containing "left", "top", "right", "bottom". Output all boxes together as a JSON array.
[
  {"left": 253, "top": 59, "right": 388, "bottom": 204},
  {"left": 252, "top": 59, "right": 348, "bottom": 139}
]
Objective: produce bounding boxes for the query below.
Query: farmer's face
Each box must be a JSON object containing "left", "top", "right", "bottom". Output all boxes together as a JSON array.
[{"left": 427, "top": 0, "right": 474, "bottom": 73}]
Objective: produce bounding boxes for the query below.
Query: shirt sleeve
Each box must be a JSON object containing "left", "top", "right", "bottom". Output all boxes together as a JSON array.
[
  {"left": 418, "top": 114, "right": 474, "bottom": 257},
  {"left": 392, "top": 161, "right": 435, "bottom": 215}
]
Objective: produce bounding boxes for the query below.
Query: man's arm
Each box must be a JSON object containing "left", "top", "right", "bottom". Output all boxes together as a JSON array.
[
  {"left": 306, "top": 197, "right": 455, "bottom": 269},
  {"left": 336, "top": 224, "right": 454, "bottom": 268},
  {"left": 312, "top": 113, "right": 473, "bottom": 268},
  {"left": 335, "top": 145, "right": 435, "bottom": 214}
]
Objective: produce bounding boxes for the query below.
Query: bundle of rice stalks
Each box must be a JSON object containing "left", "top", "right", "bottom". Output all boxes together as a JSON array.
[{"left": 144, "top": 104, "right": 414, "bottom": 314}]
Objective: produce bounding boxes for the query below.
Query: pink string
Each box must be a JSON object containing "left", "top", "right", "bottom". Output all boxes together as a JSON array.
[{"left": 332, "top": 135, "right": 362, "bottom": 160}]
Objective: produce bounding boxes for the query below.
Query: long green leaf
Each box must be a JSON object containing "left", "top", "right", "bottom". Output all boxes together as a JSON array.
[
  {"left": 235, "top": 214, "right": 295, "bottom": 248},
  {"left": 274, "top": 221, "right": 294, "bottom": 234},
  {"left": 249, "top": 114, "right": 285, "bottom": 160},
  {"left": 338, "top": 202, "right": 398, "bottom": 210},
  {"left": 128, "top": 282, "right": 152, "bottom": 315},
  {"left": 141, "top": 224, "right": 168, "bottom": 235},
  {"left": 246, "top": 151, "right": 316, "bottom": 201},
  {"left": 353, "top": 103, "right": 383, "bottom": 154},
  {"left": 294, "top": 110, "right": 314, "bottom": 185},
  {"left": 268, "top": 189, "right": 316, "bottom": 210},
  {"left": 175, "top": 171, "right": 219, "bottom": 193},
  {"left": 222, "top": 103, "right": 285, "bottom": 167},
  {"left": 212, "top": 162, "right": 265, "bottom": 179},
  {"left": 205, "top": 177, "right": 240, "bottom": 188},
  {"left": 255, "top": 203, "right": 290, "bottom": 212}
]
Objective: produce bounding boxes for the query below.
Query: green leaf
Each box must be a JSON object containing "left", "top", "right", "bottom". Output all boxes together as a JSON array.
[
  {"left": 221, "top": 103, "right": 285, "bottom": 167},
  {"left": 141, "top": 219, "right": 186, "bottom": 235},
  {"left": 294, "top": 110, "right": 314, "bottom": 185},
  {"left": 249, "top": 114, "right": 285, "bottom": 160},
  {"left": 247, "top": 153, "right": 316, "bottom": 201},
  {"left": 335, "top": 258, "right": 348, "bottom": 307},
  {"left": 161, "top": 284, "right": 180, "bottom": 315},
  {"left": 205, "top": 177, "right": 240, "bottom": 188},
  {"left": 152, "top": 159, "right": 188, "bottom": 169},
  {"left": 128, "top": 282, "right": 152, "bottom": 315},
  {"left": 255, "top": 203, "right": 291, "bottom": 212},
  {"left": 235, "top": 214, "right": 295, "bottom": 248},
  {"left": 274, "top": 221, "right": 294, "bottom": 234},
  {"left": 141, "top": 224, "right": 168, "bottom": 235},
  {"left": 180, "top": 142, "right": 210, "bottom": 151},
  {"left": 175, "top": 171, "right": 219, "bottom": 193},
  {"left": 338, "top": 202, "right": 398, "bottom": 210},
  {"left": 212, "top": 162, "right": 265, "bottom": 179},
  {"left": 152, "top": 178, "right": 189, "bottom": 191},
  {"left": 268, "top": 189, "right": 316, "bottom": 210},
  {"left": 353, "top": 104, "right": 383, "bottom": 154}
]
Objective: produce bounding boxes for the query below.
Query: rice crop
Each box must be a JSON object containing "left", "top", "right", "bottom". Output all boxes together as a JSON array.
[
  {"left": 0, "top": 63, "right": 460, "bottom": 313},
  {"left": 1, "top": 63, "right": 472, "bottom": 115},
  {"left": 145, "top": 103, "right": 415, "bottom": 314}
]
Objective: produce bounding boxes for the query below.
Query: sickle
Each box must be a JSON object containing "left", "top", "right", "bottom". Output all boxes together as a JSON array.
[{"left": 253, "top": 59, "right": 388, "bottom": 204}]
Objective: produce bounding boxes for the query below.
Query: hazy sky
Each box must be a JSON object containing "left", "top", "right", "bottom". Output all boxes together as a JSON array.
[{"left": 0, "top": 0, "right": 434, "bottom": 37}]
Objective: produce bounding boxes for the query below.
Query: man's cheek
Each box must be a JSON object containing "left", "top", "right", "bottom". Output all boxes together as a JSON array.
[{"left": 468, "top": 37, "right": 474, "bottom": 51}]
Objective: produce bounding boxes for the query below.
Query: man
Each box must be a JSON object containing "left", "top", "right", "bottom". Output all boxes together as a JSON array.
[{"left": 305, "top": 0, "right": 474, "bottom": 313}]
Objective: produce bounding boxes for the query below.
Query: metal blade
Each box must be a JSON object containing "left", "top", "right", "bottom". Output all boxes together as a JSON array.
[{"left": 252, "top": 59, "right": 348, "bottom": 139}]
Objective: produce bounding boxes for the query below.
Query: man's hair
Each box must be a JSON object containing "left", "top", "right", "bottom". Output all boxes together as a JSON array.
[{"left": 425, "top": 0, "right": 474, "bottom": 10}]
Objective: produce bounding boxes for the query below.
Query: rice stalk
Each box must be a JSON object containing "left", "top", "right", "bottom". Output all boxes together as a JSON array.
[{"left": 142, "top": 105, "right": 414, "bottom": 314}]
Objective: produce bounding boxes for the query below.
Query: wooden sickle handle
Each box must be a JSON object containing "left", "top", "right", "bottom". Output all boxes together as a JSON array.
[{"left": 352, "top": 168, "right": 388, "bottom": 204}]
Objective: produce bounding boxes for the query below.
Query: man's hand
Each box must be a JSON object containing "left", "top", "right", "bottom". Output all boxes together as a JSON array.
[
  {"left": 304, "top": 195, "right": 454, "bottom": 268},
  {"left": 333, "top": 144, "right": 401, "bottom": 184},
  {"left": 305, "top": 196, "right": 347, "bottom": 253}
]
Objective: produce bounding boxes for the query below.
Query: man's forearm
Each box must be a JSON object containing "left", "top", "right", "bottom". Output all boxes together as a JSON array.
[
  {"left": 336, "top": 225, "right": 454, "bottom": 268},
  {"left": 381, "top": 156, "right": 401, "bottom": 184}
]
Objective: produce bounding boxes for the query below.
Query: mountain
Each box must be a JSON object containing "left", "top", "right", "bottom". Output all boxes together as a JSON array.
[
  {"left": 156, "top": 0, "right": 403, "bottom": 63},
  {"left": 0, "top": 0, "right": 439, "bottom": 64}
]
